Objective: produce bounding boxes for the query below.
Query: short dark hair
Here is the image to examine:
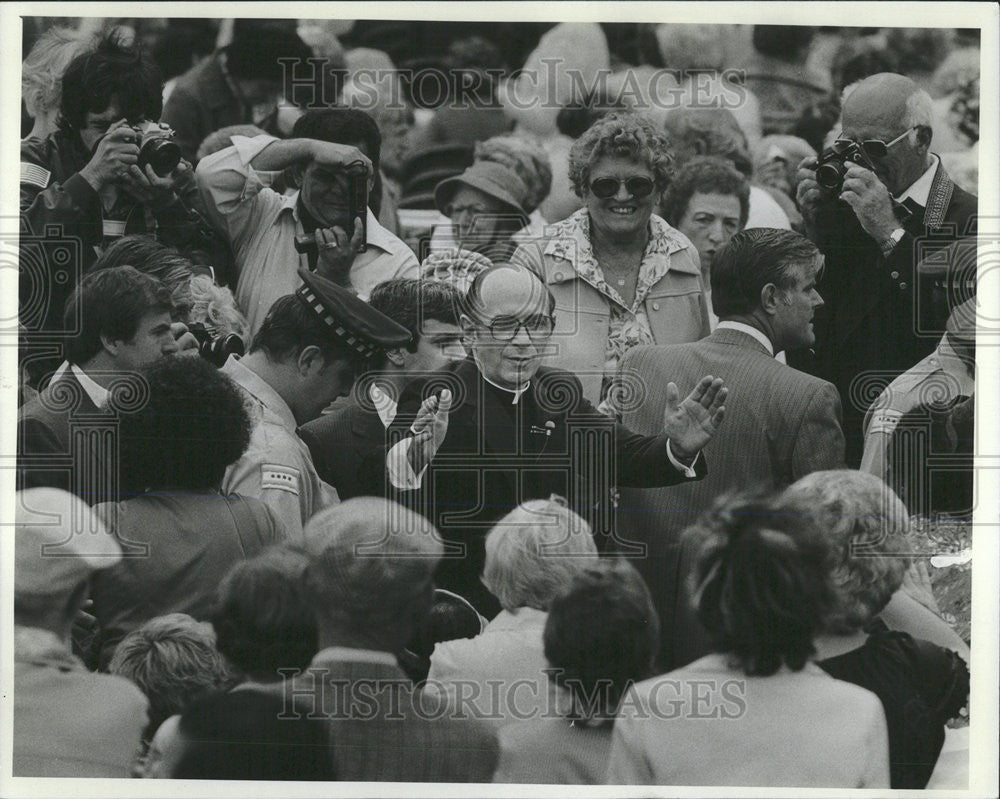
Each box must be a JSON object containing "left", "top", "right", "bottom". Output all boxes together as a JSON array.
[
  {"left": 173, "top": 690, "right": 335, "bottom": 780},
  {"left": 660, "top": 156, "right": 750, "bottom": 230},
  {"left": 250, "top": 294, "right": 367, "bottom": 373},
  {"left": 369, "top": 279, "right": 462, "bottom": 352},
  {"left": 211, "top": 546, "right": 318, "bottom": 682},
  {"left": 64, "top": 265, "right": 174, "bottom": 365},
  {"left": 225, "top": 20, "right": 314, "bottom": 84},
  {"left": 60, "top": 29, "right": 163, "bottom": 131},
  {"left": 91, "top": 235, "right": 194, "bottom": 315},
  {"left": 118, "top": 356, "right": 251, "bottom": 492},
  {"left": 463, "top": 264, "right": 556, "bottom": 322},
  {"left": 710, "top": 228, "right": 820, "bottom": 319},
  {"left": 544, "top": 559, "right": 659, "bottom": 722},
  {"left": 292, "top": 108, "right": 382, "bottom": 174},
  {"left": 685, "top": 490, "right": 837, "bottom": 676}
]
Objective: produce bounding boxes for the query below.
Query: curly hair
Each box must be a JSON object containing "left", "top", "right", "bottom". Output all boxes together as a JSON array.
[
  {"left": 211, "top": 546, "right": 318, "bottom": 682},
  {"left": 108, "top": 613, "right": 236, "bottom": 740},
  {"left": 685, "top": 490, "right": 837, "bottom": 677},
  {"left": 118, "top": 356, "right": 252, "bottom": 492},
  {"left": 568, "top": 112, "right": 673, "bottom": 198},
  {"left": 782, "top": 471, "right": 911, "bottom": 634},
  {"left": 660, "top": 155, "right": 750, "bottom": 230}
]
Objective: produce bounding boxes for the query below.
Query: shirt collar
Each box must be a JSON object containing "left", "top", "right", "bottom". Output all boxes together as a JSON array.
[
  {"left": 284, "top": 195, "right": 395, "bottom": 254},
  {"left": 716, "top": 321, "right": 775, "bottom": 356},
  {"left": 221, "top": 355, "right": 298, "bottom": 430},
  {"left": 369, "top": 383, "right": 398, "bottom": 427},
  {"left": 70, "top": 365, "right": 110, "bottom": 408},
  {"left": 473, "top": 352, "right": 530, "bottom": 404},
  {"left": 485, "top": 607, "right": 548, "bottom": 632},
  {"left": 311, "top": 646, "right": 400, "bottom": 669},
  {"left": 895, "top": 154, "right": 939, "bottom": 207}
]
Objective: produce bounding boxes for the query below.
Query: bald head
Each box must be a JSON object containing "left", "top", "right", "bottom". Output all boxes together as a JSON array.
[
  {"left": 466, "top": 264, "right": 554, "bottom": 322},
  {"left": 842, "top": 73, "right": 924, "bottom": 134}
]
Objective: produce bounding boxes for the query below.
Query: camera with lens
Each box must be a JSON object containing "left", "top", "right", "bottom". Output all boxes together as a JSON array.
[
  {"left": 293, "top": 164, "right": 368, "bottom": 255},
  {"left": 813, "top": 139, "right": 879, "bottom": 194},
  {"left": 132, "top": 120, "right": 182, "bottom": 177},
  {"left": 187, "top": 323, "right": 244, "bottom": 367}
]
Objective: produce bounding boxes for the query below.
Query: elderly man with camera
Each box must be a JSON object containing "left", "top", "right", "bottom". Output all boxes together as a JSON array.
[
  {"left": 20, "top": 31, "right": 229, "bottom": 351},
  {"left": 792, "top": 72, "right": 977, "bottom": 465}
]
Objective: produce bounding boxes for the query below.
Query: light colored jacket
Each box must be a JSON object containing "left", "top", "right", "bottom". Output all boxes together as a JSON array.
[{"left": 513, "top": 210, "right": 709, "bottom": 404}]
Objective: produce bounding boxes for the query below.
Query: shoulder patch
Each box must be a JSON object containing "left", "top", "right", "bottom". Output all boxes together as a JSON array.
[
  {"left": 21, "top": 162, "right": 51, "bottom": 189},
  {"left": 869, "top": 410, "right": 903, "bottom": 436},
  {"left": 261, "top": 464, "right": 301, "bottom": 495}
]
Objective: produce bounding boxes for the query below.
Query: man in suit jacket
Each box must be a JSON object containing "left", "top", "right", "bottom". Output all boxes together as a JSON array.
[
  {"left": 299, "top": 278, "right": 465, "bottom": 499},
  {"left": 793, "top": 73, "right": 978, "bottom": 465},
  {"left": 287, "top": 497, "right": 499, "bottom": 782},
  {"left": 617, "top": 228, "right": 845, "bottom": 671},
  {"left": 18, "top": 266, "right": 180, "bottom": 504},
  {"left": 377, "top": 264, "right": 728, "bottom": 617}
]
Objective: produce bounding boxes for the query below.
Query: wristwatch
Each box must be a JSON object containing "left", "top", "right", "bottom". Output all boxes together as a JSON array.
[{"left": 880, "top": 227, "right": 905, "bottom": 256}]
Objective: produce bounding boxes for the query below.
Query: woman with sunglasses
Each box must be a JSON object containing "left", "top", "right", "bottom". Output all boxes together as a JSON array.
[{"left": 513, "top": 112, "right": 709, "bottom": 409}]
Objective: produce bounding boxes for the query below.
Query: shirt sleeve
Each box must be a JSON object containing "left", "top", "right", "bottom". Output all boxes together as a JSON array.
[
  {"left": 665, "top": 440, "right": 701, "bottom": 478},
  {"left": 386, "top": 437, "right": 429, "bottom": 490},
  {"left": 858, "top": 696, "right": 892, "bottom": 788},
  {"left": 194, "top": 134, "right": 285, "bottom": 251}
]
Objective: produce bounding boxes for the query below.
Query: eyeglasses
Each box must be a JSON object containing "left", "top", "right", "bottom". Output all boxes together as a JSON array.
[
  {"left": 834, "top": 126, "right": 919, "bottom": 159},
  {"left": 487, "top": 314, "right": 555, "bottom": 342},
  {"left": 588, "top": 176, "right": 656, "bottom": 200}
]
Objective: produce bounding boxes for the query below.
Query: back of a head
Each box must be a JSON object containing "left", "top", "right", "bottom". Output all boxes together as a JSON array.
[
  {"left": 544, "top": 559, "right": 659, "bottom": 721},
  {"left": 91, "top": 235, "right": 194, "bottom": 316},
  {"left": 663, "top": 107, "right": 752, "bottom": 177},
  {"left": 63, "top": 265, "right": 173, "bottom": 366},
  {"left": 117, "top": 355, "right": 251, "bottom": 493},
  {"left": 226, "top": 20, "right": 313, "bottom": 84},
  {"left": 108, "top": 613, "right": 235, "bottom": 737},
  {"left": 652, "top": 23, "right": 725, "bottom": 73},
  {"left": 211, "top": 546, "right": 318, "bottom": 682},
  {"left": 303, "top": 498, "right": 443, "bottom": 640},
  {"left": 685, "top": 490, "right": 837, "bottom": 676},
  {"left": 172, "top": 690, "right": 334, "bottom": 780},
  {"left": 782, "top": 471, "right": 910, "bottom": 633},
  {"left": 752, "top": 25, "right": 815, "bottom": 62},
  {"left": 482, "top": 496, "right": 599, "bottom": 612},
  {"left": 60, "top": 29, "right": 163, "bottom": 132},
  {"left": 22, "top": 26, "right": 98, "bottom": 119},
  {"left": 710, "top": 228, "right": 819, "bottom": 320}
]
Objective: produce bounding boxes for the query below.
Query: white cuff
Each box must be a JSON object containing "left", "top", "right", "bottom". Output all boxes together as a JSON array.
[
  {"left": 666, "top": 440, "right": 700, "bottom": 478},
  {"left": 387, "top": 438, "right": 428, "bottom": 490}
]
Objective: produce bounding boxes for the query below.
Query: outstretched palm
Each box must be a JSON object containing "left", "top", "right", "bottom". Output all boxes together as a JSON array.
[{"left": 662, "top": 376, "right": 727, "bottom": 462}]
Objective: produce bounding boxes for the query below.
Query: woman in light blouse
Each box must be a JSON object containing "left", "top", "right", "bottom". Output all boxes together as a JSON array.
[{"left": 513, "top": 112, "right": 709, "bottom": 408}]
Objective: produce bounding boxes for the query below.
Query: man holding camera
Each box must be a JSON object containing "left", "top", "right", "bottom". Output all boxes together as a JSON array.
[
  {"left": 20, "top": 32, "right": 229, "bottom": 347},
  {"left": 793, "top": 72, "right": 977, "bottom": 465},
  {"left": 196, "top": 108, "right": 419, "bottom": 335}
]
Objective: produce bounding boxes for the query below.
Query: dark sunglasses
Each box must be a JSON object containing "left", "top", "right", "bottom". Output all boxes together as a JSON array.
[
  {"left": 487, "top": 314, "right": 556, "bottom": 342},
  {"left": 589, "top": 176, "right": 656, "bottom": 200},
  {"left": 833, "top": 126, "right": 919, "bottom": 160}
]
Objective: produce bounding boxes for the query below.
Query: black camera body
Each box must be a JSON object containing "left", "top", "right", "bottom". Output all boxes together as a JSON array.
[
  {"left": 132, "top": 121, "right": 182, "bottom": 177},
  {"left": 814, "top": 140, "right": 879, "bottom": 194},
  {"left": 294, "top": 165, "right": 368, "bottom": 255},
  {"left": 187, "top": 323, "right": 244, "bottom": 367}
]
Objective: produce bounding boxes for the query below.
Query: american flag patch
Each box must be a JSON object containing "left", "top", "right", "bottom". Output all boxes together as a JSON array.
[{"left": 20, "top": 162, "right": 51, "bottom": 188}]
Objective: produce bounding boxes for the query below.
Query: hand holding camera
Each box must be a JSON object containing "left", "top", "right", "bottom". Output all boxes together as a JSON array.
[
  {"left": 838, "top": 163, "right": 898, "bottom": 244},
  {"left": 80, "top": 119, "right": 139, "bottom": 190},
  {"left": 313, "top": 218, "right": 366, "bottom": 284}
]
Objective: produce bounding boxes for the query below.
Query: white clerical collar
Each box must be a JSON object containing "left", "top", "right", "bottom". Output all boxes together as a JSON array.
[
  {"left": 716, "top": 321, "right": 775, "bottom": 356},
  {"left": 895, "top": 154, "right": 938, "bottom": 207},
  {"left": 473, "top": 354, "right": 530, "bottom": 404},
  {"left": 70, "top": 364, "right": 110, "bottom": 408}
]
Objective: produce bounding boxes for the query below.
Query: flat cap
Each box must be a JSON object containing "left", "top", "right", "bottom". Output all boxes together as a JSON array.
[
  {"left": 296, "top": 268, "right": 412, "bottom": 359},
  {"left": 15, "top": 488, "right": 122, "bottom": 597}
]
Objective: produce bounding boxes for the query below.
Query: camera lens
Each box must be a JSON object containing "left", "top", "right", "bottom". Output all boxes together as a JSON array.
[
  {"left": 138, "top": 139, "right": 182, "bottom": 177},
  {"left": 815, "top": 161, "right": 847, "bottom": 191}
]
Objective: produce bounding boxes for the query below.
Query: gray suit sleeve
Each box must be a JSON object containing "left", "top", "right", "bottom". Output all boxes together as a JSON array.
[{"left": 791, "top": 381, "right": 846, "bottom": 478}]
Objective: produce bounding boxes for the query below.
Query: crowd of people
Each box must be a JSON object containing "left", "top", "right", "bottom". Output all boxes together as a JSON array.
[{"left": 14, "top": 17, "right": 978, "bottom": 788}]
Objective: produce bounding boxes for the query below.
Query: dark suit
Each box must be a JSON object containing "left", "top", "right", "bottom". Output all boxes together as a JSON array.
[
  {"left": 299, "top": 395, "right": 388, "bottom": 501},
  {"left": 790, "top": 159, "right": 977, "bottom": 465},
  {"left": 617, "top": 329, "right": 845, "bottom": 671},
  {"left": 366, "top": 358, "right": 706, "bottom": 617},
  {"left": 287, "top": 650, "right": 499, "bottom": 782},
  {"left": 17, "top": 369, "right": 117, "bottom": 504}
]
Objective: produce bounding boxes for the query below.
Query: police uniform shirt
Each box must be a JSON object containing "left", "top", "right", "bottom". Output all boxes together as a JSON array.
[{"left": 220, "top": 355, "right": 339, "bottom": 540}]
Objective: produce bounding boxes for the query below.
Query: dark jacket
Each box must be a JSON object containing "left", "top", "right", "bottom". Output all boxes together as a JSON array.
[
  {"left": 19, "top": 128, "right": 232, "bottom": 344},
  {"left": 791, "top": 159, "right": 977, "bottom": 465},
  {"left": 362, "top": 358, "right": 707, "bottom": 617}
]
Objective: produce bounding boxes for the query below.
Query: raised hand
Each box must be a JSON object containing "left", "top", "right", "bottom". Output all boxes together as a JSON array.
[
  {"left": 80, "top": 120, "right": 140, "bottom": 190},
  {"left": 315, "top": 218, "right": 364, "bottom": 285},
  {"left": 662, "top": 376, "right": 727, "bottom": 463},
  {"left": 407, "top": 389, "right": 453, "bottom": 476}
]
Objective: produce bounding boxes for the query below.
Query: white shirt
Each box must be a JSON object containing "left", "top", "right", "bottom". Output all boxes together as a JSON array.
[
  {"left": 895, "top": 154, "right": 939, "bottom": 207},
  {"left": 715, "top": 321, "right": 787, "bottom": 364},
  {"left": 70, "top": 365, "right": 109, "bottom": 409}
]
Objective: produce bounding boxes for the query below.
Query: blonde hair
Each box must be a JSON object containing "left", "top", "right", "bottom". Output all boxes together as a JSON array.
[
  {"left": 22, "top": 27, "right": 96, "bottom": 119},
  {"left": 187, "top": 276, "right": 249, "bottom": 340}
]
